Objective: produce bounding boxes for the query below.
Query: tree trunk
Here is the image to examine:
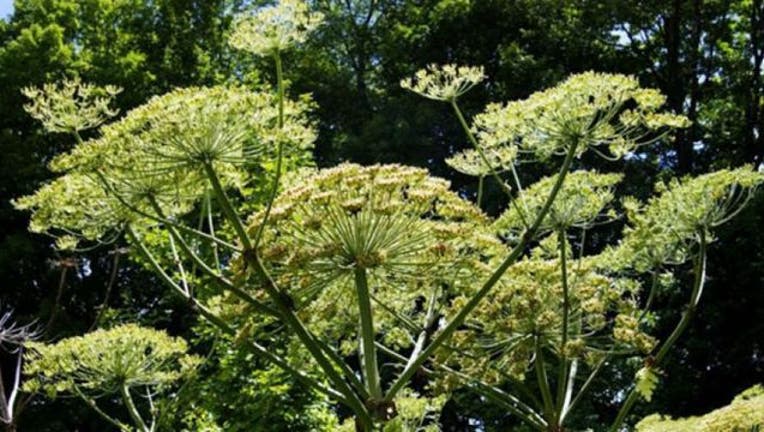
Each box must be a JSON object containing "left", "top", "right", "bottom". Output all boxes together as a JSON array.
[
  {"left": 747, "top": 0, "right": 764, "bottom": 165},
  {"left": 663, "top": 0, "right": 694, "bottom": 174}
]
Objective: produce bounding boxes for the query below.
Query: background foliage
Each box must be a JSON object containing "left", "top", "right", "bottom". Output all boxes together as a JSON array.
[{"left": 0, "top": 0, "right": 762, "bottom": 430}]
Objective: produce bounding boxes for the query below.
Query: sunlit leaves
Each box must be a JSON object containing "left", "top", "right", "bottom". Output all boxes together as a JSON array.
[{"left": 634, "top": 367, "right": 660, "bottom": 402}]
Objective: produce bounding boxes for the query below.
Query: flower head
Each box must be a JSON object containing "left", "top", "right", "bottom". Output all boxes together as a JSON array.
[
  {"left": 239, "top": 163, "right": 501, "bottom": 349},
  {"left": 441, "top": 245, "right": 653, "bottom": 386},
  {"left": 601, "top": 166, "right": 764, "bottom": 271},
  {"left": 24, "top": 324, "right": 199, "bottom": 396},
  {"left": 58, "top": 86, "right": 312, "bottom": 200},
  {"left": 247, "top": 163, "right": 489, "bottom": 283},
  {"left": 445, "top": 146, "right": 518, "bottom": 177},
  {"left": 472, "top": 72, "right": 690, "bottom": 160},
  {"left": 229, "top": 0, "right": 324, "bottom": 56},
  {"left": 22, "top": 77, "right": 121, "bottom": 134},
  {"left": 15, "top": 86, "right": 316, "bottom": 250},
  {"left": 495, "top": 170, "right": 623, "bottom": 238},
  {"left": 401, "top": 64, "right": 485, "bottom": 102},
  {"left": 12, "top": 173, "right": 128, "bottom": 250}
]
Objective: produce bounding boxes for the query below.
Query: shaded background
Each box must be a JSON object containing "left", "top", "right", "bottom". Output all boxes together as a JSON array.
[{"left": 0, "top": 0, "right": 762, "bottom": 430}]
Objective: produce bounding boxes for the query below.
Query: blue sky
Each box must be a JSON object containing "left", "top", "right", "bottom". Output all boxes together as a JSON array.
[{"left": 0, "top": 0, "right": 13, "bottom": 19}]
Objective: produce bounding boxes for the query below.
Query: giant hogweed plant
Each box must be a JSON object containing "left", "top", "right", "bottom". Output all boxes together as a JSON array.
[
  {"left": 24, "top": 325, "right": 199, "bottom": 432},
  {"left": 13, "top": 1, "right": 764, "bottom": 431}
]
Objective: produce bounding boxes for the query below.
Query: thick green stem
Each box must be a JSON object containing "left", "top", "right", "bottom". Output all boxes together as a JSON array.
[
  {"left": 555, "top": 228, "right": 570, "bottom": 421},
  {"left": 120, "top": 385, "right": 150, "bottom": 432},
  {"left": 477, "top": 176, "right": 484, "bottom": 208},
  {"left": 73, "top": 386, "right": 128, "bottom": 431},
  {"left": 638, "top": 272, "right": 660, "bottom": 323},
  {"left": 253, "top": 51, "right": 286, "bottom": 248},
  {"left": 201, "top": 165, "right": 373, "bottom": 428},
  {"left": 609, "top": 232, "right": 708, "bottom": 431},
  {"left": 203, "top": 163, "right": 252, "bottom": 250},
  {"left": 355, "top": 268, "right": 382, "bottom": 399},
  {"left": 244, "top": 250, "right": 373, "bottom": 427},
  {"left": 205, "top": 165, "right": 372, "bottom": 425},
  {"left": 125, "top": 225, "right": 346, "bottom": 404},
  {"left": 275, "top": 51, "right": 284, "bottom": 129},
  {"left": 384, "top": 137, "right": 580, "bottom": 401},
  {"left": 147, "top": 197, "right": 280, "bottom": 318},
  {"left": 534, "top": 337, "right": 556, "bottom": 425}
]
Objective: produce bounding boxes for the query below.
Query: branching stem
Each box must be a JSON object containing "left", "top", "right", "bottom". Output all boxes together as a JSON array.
[
  {"left": 384, "top": 136, "right": 580, "bottom": 401},
  {"left": 355, "top": 267, "right": 382, "bottom": 398},
  {"left": 253, "top": 51, "right": 286, "bottom": 248},
  {"left": 120, "top": 385, "right": 150, "bottom": 432},
  {"left": 609, "top": 231, "right": 708, "bottom": 431},
  {"left": 555, "top": 227, "right": 570, "bottom": 423}
]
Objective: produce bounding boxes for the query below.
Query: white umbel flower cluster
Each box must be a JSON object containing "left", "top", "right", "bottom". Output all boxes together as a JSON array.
[
  {"left": 400, "top": 64, "right": 485, "bottom": 102},
  {"left": 22, "top": 77, "right": 121, "bottom": 134},
  {"left": 471, "top": 72, "right": 691, "bottom": 160},
  {"left": 229, "top": 0, "right": 324, "bottom": 56},
  {"left": 445, "top": 146, "right": 518, "bottom": 177}
]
